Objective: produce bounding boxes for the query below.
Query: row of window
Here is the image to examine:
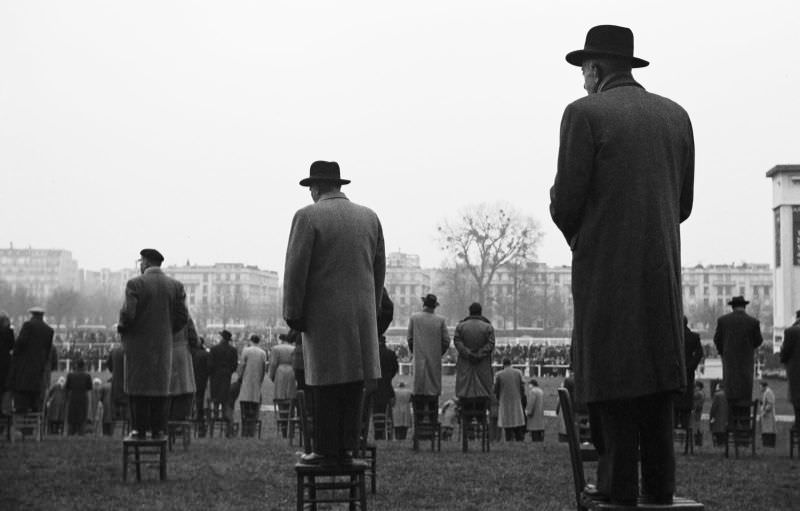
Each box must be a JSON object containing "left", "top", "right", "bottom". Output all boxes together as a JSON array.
[{"left": 683, "top": 285, "right": 772, "bottom": 297}]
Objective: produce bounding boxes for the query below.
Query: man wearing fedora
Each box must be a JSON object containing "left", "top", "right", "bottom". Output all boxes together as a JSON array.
[
  {"left": 713, "top": 296, "right": 763, "bottom": 409},
  {"left": 208, "top": 329, "right": 238, "bottom": 437},
  {"left": 8, "top": 306, "right": 54, "bottom": 413},
  {"left": 550, "top": 25, "right": 694, "bottom": 505},
  {"left": 284, "top": 160, "right": 385, "bottom": 465},
  {"left": 118, "top": 248, "right": 188, "bottom": 440}
]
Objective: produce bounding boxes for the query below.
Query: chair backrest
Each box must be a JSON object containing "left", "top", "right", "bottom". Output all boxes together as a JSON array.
[{"left": 558, "top": 388, "right": 587, "bottom": 510}]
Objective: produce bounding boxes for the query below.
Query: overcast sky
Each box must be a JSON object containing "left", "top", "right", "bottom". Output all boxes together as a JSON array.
[{"left": 1, "top": 1, "right": 798, "bottom": 275}]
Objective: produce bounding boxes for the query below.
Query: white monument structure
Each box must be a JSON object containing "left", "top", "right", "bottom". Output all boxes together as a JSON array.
[{"left": 767, "top": 164, "right": 800, "bottom": 352}]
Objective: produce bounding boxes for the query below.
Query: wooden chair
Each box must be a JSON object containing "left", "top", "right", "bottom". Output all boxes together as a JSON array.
[
  {"left": 167, "top": 420, "right": 192, "bottom": 451},
  {"left": 790, "top": 428, "right": 799, "bottom": 459},
  {"left": 459, "top": 397, "right": 490, "bottom": 453},
  {"left": 9, "top": 412, "right": 43, "bottom": 443},
  {"left": 557, "top": 388, "right": 704, "bottom": 511},
  {"left": 274, "top": 399, "right": 295, "bottom": 439},
  {"left": 359, "top": 392, "right": 378, "bottom": 493},
  {"left": 371, "top": 402, "right": 393, "bottom": 441},
  {"left": 674, "top": 409, "right": 694, "bottom": 455},
  {"left": 411, "top": 395, "right": 441, "bottom": 452},
  {"left": 294, "top": 389, "right": 368, "bottom": 510},
  {"left": 724, "top": 400, "right": 758, "bottom": 459},
  {"left": 122, "top": 437, "right": 167, "bottom": 482}
]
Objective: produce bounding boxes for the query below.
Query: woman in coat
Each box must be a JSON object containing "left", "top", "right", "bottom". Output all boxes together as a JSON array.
[
  {"left": 270, "top": 333, "right": 297, "bottom": 438},
  {"left": 65, "top": 359, "right": 92, "bottom": 435},
  {"left": 709, "top": 380, "right": 728, "bottom": 446},
  {"left": 169, "top": 318, "right": 197, "bottom": 421},
  {"left": 238, "top": 335, "right": 267, "bottom": 437},
  {"left": 525, "top": 379, "right": 545, "bottom": 442},
  {"left": 392, "top": 382, "right": 412, "bottom": 440},
  {"left": 759, "top": 381, "right": 776, "bottom": 447},
  {"left": 45, "top": 376, "right": 67, "bottom": 434}
]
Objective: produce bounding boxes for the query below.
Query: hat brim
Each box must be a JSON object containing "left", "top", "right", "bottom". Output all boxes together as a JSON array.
[
  {"left": 299, "top": 177, "right": 351, "bottom": 187},
  {"left": 565, "top": 49, "right": 649, "bottom": 68}
]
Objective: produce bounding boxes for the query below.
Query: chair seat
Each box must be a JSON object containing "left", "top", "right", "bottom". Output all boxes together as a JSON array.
[
  {"left": 589, "top": 496, "right": 704, "bottom": 510},
  {"left": 122, "top": 438, "right": 167, "bottom": 482}
]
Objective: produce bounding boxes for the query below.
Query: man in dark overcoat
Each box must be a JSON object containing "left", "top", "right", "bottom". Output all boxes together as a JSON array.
[
  {"left": 190, "top": 336, "right": 210, "bottom": 436},
  {"left": 713, "top": 296, "right": 763, "bottom": 407},
  {"left": 550, "top": 25, "right": 694, "bottom": 505},
  {"left": 208, "top": 329, "right": 238, "bottom": 434},
  {"left": 675, "top": 317, "right": 703, "bottom": 426},
  {"left": 106, "top": 339, "right": 129, "bottom": 421},
  {"left": 284, "top": 161, "right": 385, "bottom": 465},
  {"left": 454, "top": 302, "right": 495, "bottom": 401},
  {"left": 781, "top": 310, "right": 800, "bottom": 429},
  {"left": 8, "top": 307, "right": 54, "bottom": 413},
  {"left": 118, "top": 248, "right": 188, "bottom": 439}
]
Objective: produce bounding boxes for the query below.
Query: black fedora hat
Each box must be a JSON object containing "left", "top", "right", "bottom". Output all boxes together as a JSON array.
[
  {"left": 421, "top": 293, "right": 439, "bottom": 307},
  {"left": 299, "top": 161, "right": 351, "bottom": 187},
  {"left": 728, "top": 296, "right": 750, "bottom": 307},
  {"left": 139, "top": 248, "right": 164, "bottom": 264},
  {"left": 566, "top": 25, "right": 649, "bottom": 68}
]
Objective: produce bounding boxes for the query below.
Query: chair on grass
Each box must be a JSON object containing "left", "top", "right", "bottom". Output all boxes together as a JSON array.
[
  {"left": 557, "top": 388, "right": 704, "bottom": 511},
  {"left": 459, "top": 397, "right": 490, "bottom": 453},
  {"left": 371, "top": 402, "right": 393, "bottom": 441},
  {"left": 359, "top": 392, "right": 378, "bottom": 494},
  {"left": 294, "top": 389, "right": 368, "bottom": 511},
  {"left": 122, "top": 437, "right": 167, "bottom": 482},
  {"left": 274, "top": 399, "right": 296, "bottom": 440},
  {"left": 724, "top": 400, "right": 758, "bottom": 459},
  {"left": 9, "top": 412, "right": 43, "bottom": 443},
  {"left": 673, "top": 409, "right": 694, "bottom": 455},
  {"left": 411, "top": 395, "right": 441, "bottom": 452},
  {"left": 167, "top": 420, "right": 192, "bottom": 451}
]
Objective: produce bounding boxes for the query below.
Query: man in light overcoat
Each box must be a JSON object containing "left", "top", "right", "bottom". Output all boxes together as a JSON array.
[
  {"left": 283, "top": 160, "right": 385, "bottom": 465},
  {"left": 118, "top": 248, "right": 188, "bottom": 439},
  {"left": 550, "top": 25, "right": 694, "bottom": 505}
]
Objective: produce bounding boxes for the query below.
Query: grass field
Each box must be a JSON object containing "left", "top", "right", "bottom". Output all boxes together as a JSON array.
[{"left": 2, "top": 374, "right": 798, "bottom": 511}]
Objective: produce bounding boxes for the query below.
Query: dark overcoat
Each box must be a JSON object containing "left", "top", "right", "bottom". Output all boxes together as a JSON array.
[
  {"left": 8, "top": 316, "right": 54, "bottom": 393},
  {"left": 0, "top": 326, "right": 14, "bottom": 394},
  {"left": 375, "top": 342, "right": 399, "bottom": 407},
  {"left": 283, "top": 191, "right": 385, "bottom": 386},
  {"left": 550, "top": 74, "right": 694, "bottom": 403},
  {"left": 208, "top": 341, "right": 237, "bottom": 402},
  {"left": 713, "top": 309, "right": 763, "bottom": 403},
  {"left": 107, "top": 345, "right": 126, "bottom": 405},
  {"left": 191, "top": 345, "right": 210, "bottom": 398},
  {"left": 453, "top": 315, "right": 495, "bottom": 399},
  {"left": 781, "top": 321, "right": 800, "bottom": 405},
  {"left": 118, "top": 266, "right": 188, "bottom": 396},
  {"left": 675, "top": 326, "right": 703, "bottom": 410}
]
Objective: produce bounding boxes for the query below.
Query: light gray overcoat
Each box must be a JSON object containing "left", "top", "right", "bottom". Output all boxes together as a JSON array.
[
  {"left": 238, "top": 345, "right": 267, "bottom": 403},
  {"left": 169, "top": 318, "right": 197, "bottom": 396},
  {"left": 118, "top": 267, "right": 188, "bottom": 396},
  {"left": 408, "top": 310, "right": 450, "bottom": 396},
  {"left": 283, "top": 191, "right": 385, "bottom": 386},
  {"left": 550, "top": 74, "right": 694, "bottom": 404}
]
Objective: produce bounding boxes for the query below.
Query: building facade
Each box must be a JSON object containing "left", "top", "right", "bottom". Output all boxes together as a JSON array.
[
  {"left": 166, "top": 262, "right": 280, "bottom": 329},
  {"left": 384, "top": 252, "right": 432, "bottom": 328},
  {"left": 0, "top": 245, "right": 79, "bottom": 298}
]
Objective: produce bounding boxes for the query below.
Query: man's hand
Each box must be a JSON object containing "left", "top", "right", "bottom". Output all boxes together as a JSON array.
[{"left": 286, "top": 318, "right": 306, "bottom": 332}]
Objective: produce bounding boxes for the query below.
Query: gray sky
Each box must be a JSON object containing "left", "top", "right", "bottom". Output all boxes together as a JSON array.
[{"left": 1, "top": 1, "right": 798, "bottom": 275}]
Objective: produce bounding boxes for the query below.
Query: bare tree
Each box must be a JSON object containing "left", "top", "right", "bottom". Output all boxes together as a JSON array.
[{"left": 437, "top": 202, "right": 542, "bottom": 305}]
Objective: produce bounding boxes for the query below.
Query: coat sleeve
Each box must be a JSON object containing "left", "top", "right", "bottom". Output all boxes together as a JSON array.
[
  {"left": 475, "top": 325, "right": 495, "bottom": 360},
  {"left": 171, "top": 283, "right": 188, "bottom": 335},
  {"left": 679, "top": 116, "right": 695, "bottom": 223},
  {"left": 407, "top": 317, "right": 414, "bottom": 353},
  {"left": 713, "top": 319, "right": 723, "bottom": 356},
  {"left": 118, "top": 279, "right": 140, "bottom": 333},
  {"left": 453, "top": 324, "right": 470, "bottom": 358},
  {"left": 550, "top": 103, "right": 594, "bottom": 248},
  {"left": 373, "top": 220, "right": 387, "bottom": 321},
  {"left": 268, "top": 348, "right": 278, "bottom": 382},
  {"left": 780, "top": 334, "right": 794, "bottom": 364},
  {"left": 439, "top": 318, "right": 451, "bottom": 356},
  {"left": 752, "top": 320, "right": 764, "bottom": 349},
  {"left": 283, "top": 210, "right": 314, "bottom": 322}
]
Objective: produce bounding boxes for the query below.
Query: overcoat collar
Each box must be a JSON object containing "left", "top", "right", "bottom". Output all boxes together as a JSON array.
[
  {"left": 598, "top": 72, "right": 644, "bottom": 93},
  {"left": 144, "top": 266, "right": 164, "bottom": 275},
  {"left": 318, "top": 191, "right": 348, "bottom": 202}
]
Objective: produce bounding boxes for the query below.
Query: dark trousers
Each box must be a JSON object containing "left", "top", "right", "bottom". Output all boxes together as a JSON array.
[
  {"left": 240, "top": 401, "right": 260, "bottom": 437},
  {"left": 394, "top": 426, "right": 408, "bottom": 440},
  {"left": 588, "top": 392, "right": 675, "bottom": 504},
  {"left": 13, "top": 391, "right": 42, "bottom": 413},
  {"left": 312, "top": 381, "right": 363, "bottom": 458},
  {"left": 529, "top": 430, "right": 544, "bottom": 442},
  {"left": 129, "top": 395, "right": 170, "bottom": 437},
  {"left": 504, "top": 426, "right": 526, "bottom": 441},
  {"left": 169, "top": 393, "right": 194, "bottom": 421}
]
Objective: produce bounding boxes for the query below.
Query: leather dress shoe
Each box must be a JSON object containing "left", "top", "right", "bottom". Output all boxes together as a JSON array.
[
  {"left": 300, "top": 452, "right": 331, "bottom": 465},
  {"left": 582, "top": 485, "right": 609, "bottom": 501},
  {"left": 124, "top": 430, "right": 145, "bottom": 441}
]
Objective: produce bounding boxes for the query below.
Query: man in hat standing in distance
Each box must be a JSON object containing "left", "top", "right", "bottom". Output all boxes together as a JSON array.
[
  {"left": 208, "top": 329, "right": 238, "bottom": 437},
  {"left": 780, "top": 310, "right": 800, "bottom": 430},
  {"left": 118, "top": 248, "right": 188, "bottom": 439},
  {"left": 713, "top": 296, "right": 763, "bottom": 409},
  {"left": 550, "top": 25, "right": 694, "bottom": 505},
  {"left": 8, "top": 306, "right": 54, "bottom": 413},
  {"left": 283, "top": 160, "right": 385, "bottom": 465},
  {"left": 408, "top": 294, "right": 451, "bottom": 418}
]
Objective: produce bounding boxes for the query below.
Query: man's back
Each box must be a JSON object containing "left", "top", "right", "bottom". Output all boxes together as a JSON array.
[
  {"left": 551, "top": 79, "right": 694, "bottom": 403},
  {"left": 408, "top": 311, "right": 449, "bottom": 395},
  {"left": 781, "top": 323, "right": 800, "bottom": 405},
  {"left": 283, "top": 191, "right": 384, "bottom": 386},
  {"left": 714, "top": 310, "right": 763, "bottom": 402},
  {"left": 10, "top": 318, "right": 54, "bottom": 392}
]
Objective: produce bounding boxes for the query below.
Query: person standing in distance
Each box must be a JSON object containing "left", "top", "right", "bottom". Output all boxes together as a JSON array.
[
  {"left": 283, "top": 161, "right": 385, "bottom": 465},
  {"left": 118, "top": 248, "right": 188, "bottom": 440},
  {"left": 713, "top": 296, "right": 763, "bottom": 409},
  {"left": 780, "top": 310, "right": 800, "bottom": 430},
  {"left": 550, "top": 25, "right": 694, "bottom": 505},
  {"left": 8, "top": 306, "right": 54, "bottom": 413}
]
